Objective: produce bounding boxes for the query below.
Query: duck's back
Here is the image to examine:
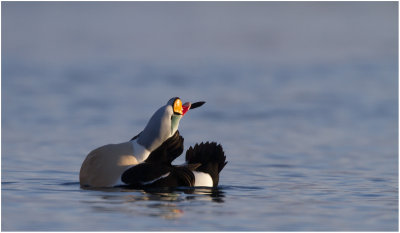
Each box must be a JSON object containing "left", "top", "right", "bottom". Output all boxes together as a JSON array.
[{"left": 79, "top": 142, "right": 138, "bottom": 187}]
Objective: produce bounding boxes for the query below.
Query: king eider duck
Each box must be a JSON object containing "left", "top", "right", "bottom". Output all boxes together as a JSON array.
[{"left": 79, "top": 97, "right": 227, "bottom": 188}]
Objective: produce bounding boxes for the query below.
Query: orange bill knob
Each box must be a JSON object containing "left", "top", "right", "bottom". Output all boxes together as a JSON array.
[{"left": 173, "top": 98, "right": 183, "bottom": 115}]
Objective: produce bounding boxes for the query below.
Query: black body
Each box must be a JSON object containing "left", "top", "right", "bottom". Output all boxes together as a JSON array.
[{"left": 122, "top": 130, "right": 227, "bottom": 188}]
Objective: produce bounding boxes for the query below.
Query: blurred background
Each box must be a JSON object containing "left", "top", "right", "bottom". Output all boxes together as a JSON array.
[{"left": 2, "top": 2, "right": 398, "bottom": 231}]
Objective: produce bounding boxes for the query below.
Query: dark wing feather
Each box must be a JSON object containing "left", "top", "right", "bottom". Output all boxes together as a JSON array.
[
  {"left": 123, "top": 165, "right": 196, "bottom": 188},
  {"left": 145, "top": 130, "right": 184, "bottom": 164},
  {"left": 121, "top": 163, "right": 170, "bottom": 187},
  {"left": 150, "top": 166, "right": 195, "bottom": 187}
]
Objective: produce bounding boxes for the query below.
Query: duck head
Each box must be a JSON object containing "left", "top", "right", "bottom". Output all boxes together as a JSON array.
[{"left": 137, "top": 97, "right": 205, "bottom": 152}]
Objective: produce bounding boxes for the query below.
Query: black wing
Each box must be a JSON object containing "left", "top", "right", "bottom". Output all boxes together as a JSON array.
[
  {"left": 121, "top": 163, "right": 170, "bottom": 187},
  {"left": 145, "top": 130, "right": 184, "bottom": 165},
  {"left": 121, "top": 163, "right": 196, "bottom": 188},
  {"left": 149, "top": 166, "right": 196, "bottom": 187}
]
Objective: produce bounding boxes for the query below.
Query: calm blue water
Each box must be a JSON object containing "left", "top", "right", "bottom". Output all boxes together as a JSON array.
[{"left": 2, "top": 2, "right": 398, "bottom": 231}]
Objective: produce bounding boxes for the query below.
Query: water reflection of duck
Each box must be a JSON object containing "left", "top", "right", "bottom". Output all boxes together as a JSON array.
[
  {"left": 85, "top": 188, "right": 225, "bottom": 220},
  {"left": 80, "top": 97, "right": 227, "bottom": 189},
  {"left": 123, "top": 187, "right": 226, "bottom": 204}
]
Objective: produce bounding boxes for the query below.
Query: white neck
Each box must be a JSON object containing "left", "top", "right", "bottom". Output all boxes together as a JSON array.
[{"left": 131, "top": 139, "right": 151, "bottom": 163}]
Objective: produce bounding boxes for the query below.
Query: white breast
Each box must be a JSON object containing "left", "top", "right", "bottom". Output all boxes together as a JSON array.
[{"left": 193, "top": 171, "right": 213, "bottom": 187}]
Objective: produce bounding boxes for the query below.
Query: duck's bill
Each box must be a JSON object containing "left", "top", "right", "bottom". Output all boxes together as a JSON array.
[
  {"left": 190, "top": 101, "right": 206, "bottom": 109},
  {"left": 182, "top": 101, "right": 205, "bottom": 116},
  {"left": 182, "top": 102, "right": 191, "bottom": 116}
]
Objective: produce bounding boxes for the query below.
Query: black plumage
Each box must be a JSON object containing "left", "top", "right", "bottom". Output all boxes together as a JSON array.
[
  {"left": 186, "top": 142, "right": 227, "bottom": 187},
  {"left": 122, "top": 130, "right": 227, "bottom": 188}
]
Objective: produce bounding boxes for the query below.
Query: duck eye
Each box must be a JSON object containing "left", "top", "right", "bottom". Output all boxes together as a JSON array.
[{"left": 173, "top": 98, "right": 183, "bottom": 115}]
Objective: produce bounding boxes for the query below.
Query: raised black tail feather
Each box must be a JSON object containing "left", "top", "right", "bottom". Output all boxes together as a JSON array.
[
  {"left": 186, "top": 142, "right": 228, "bottom": 173},
  {"left": 185, "top": 142, "right": 227, "bottom": 186}
]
